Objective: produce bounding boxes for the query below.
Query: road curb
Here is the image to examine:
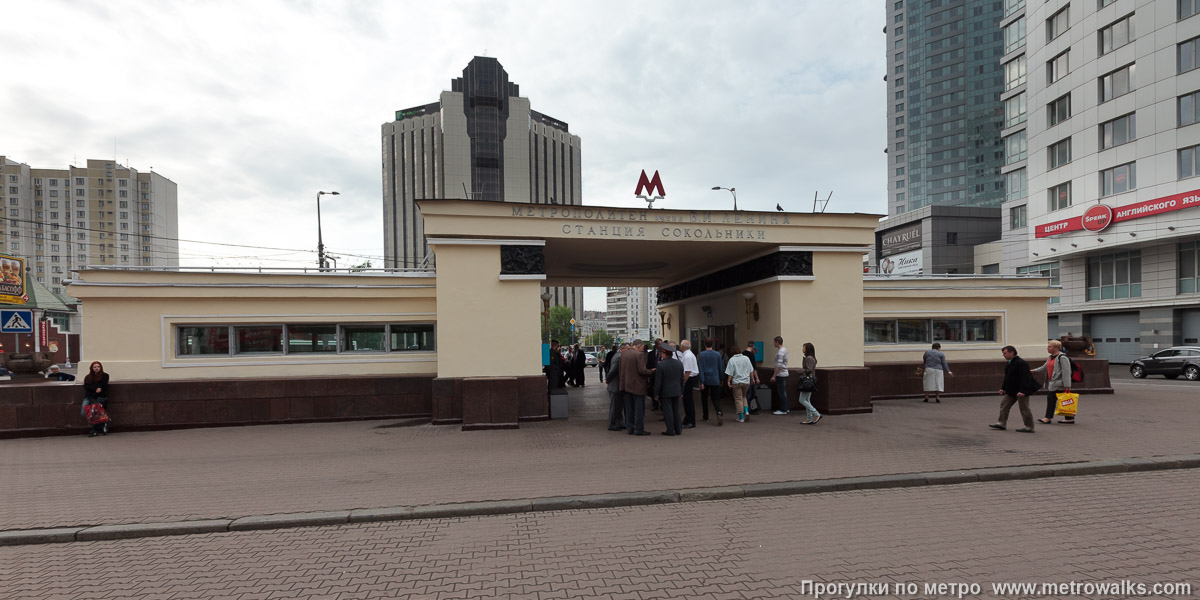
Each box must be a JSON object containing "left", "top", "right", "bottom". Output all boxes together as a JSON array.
[
  {"left": 76, "top": 519, "right": 232, "bottom": 542},
  {"left": 4, "top": 453, "right": 1198, "bottom": 547}
]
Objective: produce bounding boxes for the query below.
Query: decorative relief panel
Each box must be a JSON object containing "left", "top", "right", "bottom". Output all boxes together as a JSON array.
[{"left": 500, "top": 245, "right": 545, "bottom": 275}]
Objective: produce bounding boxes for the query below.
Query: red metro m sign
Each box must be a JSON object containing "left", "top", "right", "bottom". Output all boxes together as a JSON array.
[
  {"left": 634, "top": 170, "right": 665, "bottom": 197},
  {"left": 1082, "top": 204, "right": 1113, "bottom": 232}
]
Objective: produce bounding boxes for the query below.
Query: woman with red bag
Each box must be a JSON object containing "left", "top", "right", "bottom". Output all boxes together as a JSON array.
[{"left": 81, "top": 361, "right": 111, "bottom": 437}]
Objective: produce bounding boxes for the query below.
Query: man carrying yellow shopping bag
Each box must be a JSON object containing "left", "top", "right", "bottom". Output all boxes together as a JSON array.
[{"left": 1030, "top": 339, "right": 1075, "bottom": 424}]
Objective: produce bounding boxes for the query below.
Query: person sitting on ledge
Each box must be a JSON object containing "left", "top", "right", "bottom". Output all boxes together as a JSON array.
[
  {"left": 46, "top": 365, "right": 76, "bottom": 381},
  {"left": 81, "top": 361, "right": 111, "bottom": 437}
]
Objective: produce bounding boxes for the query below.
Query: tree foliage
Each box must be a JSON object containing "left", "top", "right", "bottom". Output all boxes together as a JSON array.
[
  {"left": 584, "top": 329, "right": 615, "bottom": 348},
  {"left": 544, "top": 305, "right": 575, "bottom": 344}
]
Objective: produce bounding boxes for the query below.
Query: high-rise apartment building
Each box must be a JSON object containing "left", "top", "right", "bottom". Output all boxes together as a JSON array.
[
  {"left": 886, "top": 0, "right": 1009, "bottom": 215},
  {"left": 605, "top": 287, "right": 660, "bottom": 341},
  {"left": 998, "top": 0, "right": 1200, "bottom": 363},
  {"left": 0, "top": 156, "right": 179, "bottom": 295},
  {"left": 382, "top": 56, "right": 582, "bottom": 314}
]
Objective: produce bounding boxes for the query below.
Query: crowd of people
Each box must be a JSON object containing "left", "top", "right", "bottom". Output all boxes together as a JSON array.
[
  {"left": 570, "top": 336, "right": 1086, "bottom": 437},
  {"left": 594, "top": 336, "right": 821, "bottom": 436}
]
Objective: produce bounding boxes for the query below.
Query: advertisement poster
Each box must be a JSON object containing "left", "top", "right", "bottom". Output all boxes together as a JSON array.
[
  {"left": 0, "top": 254, "right": 28, "bottom": 304},
  {"left": 878, "top": 249, "right": 923, "bottom": 275}
]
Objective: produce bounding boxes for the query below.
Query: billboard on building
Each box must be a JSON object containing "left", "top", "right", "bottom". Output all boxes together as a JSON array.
[
  {"left": 0, "top": 254, "right": 28, "bottom": 304},
  {"left": 879, "top": 223, "right": 923, "bottom": 257},
  {"left": 878, "top": 249, "right": 923, "bottom": 275}
]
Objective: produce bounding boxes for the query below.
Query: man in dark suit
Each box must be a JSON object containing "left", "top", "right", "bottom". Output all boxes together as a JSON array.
[
  {"left": 990, "top": 345, "right": 1040, "bottom": 432},
  {"left": 606, "top": 343, "right": 627, "bottom": 431},
  {"left": 646, "top": 338, "right": 662, "bottom": 411},
  {"left": 602, "top": 344, "right": 618, "bottom": 384},
  {"left": 654, "top": 342, "right": 686, "bottom": 436},
  {"left": 619, "top": 339, "right": 655, "bottom": 436},
  {"left": 546, "top": 340, "right": 564, "bottom": 390}
]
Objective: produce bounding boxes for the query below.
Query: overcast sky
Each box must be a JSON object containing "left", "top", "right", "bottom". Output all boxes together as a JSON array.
[{"left": 1, "top": 0, "right": 885, "bottom": 311}]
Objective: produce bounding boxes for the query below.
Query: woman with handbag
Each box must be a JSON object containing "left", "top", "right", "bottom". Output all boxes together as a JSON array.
[
  {"left": 1030, "top": 339, "right": 1074, "bottom": 424},
  {"left": 798, "top": 342, "right": 822, "bottom": 425},
  {"left": 921, "top": 343, "right": 952, "bottom": 402},
  {"left": 81, "top": 361, "right": 111, "bottom": 437}
]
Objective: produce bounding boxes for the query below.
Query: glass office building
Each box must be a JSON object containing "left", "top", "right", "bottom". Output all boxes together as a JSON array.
[{"left": 886, "top": 0, "right": 1008, "bottom": 216}]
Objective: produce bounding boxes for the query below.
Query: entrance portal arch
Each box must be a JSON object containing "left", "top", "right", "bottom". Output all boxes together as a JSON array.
[{"left": 419, "top": 200, "right": 880, "bottom": 429}]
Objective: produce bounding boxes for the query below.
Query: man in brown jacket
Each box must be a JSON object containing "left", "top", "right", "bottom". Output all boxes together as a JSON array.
[{"left": 618, "top": 339, "right": 655, "bottom": 436}]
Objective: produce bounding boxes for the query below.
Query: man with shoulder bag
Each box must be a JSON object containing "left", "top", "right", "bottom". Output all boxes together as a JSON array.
[{"left": 989, "top": 345, "right": 1039, "bottom": 432}]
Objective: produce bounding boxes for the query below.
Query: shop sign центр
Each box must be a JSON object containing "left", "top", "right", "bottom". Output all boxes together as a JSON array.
[{"left": 1036, "top": 188, "right": 1200, "bottom": 238}]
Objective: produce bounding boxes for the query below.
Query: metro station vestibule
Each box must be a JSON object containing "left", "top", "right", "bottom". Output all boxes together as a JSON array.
[
  {"left": 23, "top": 199, "right": 1059, "bottom": 437},
  {"left": 422, "top": 200, "right": 889, "bottom": 428}
]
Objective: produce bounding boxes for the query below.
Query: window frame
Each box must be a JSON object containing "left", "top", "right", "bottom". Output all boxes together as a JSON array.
[
  {"left": 1047, "top": 50, "right": 1070, "bottom": 84},
  {"left": 1180, "top": 90, "right": 1200, "bottom": 127},
  {"left": 1179, "top": 144, "right": 1200, "bottom": 179},
  {"left": 1010, "top": 204, "right": 1028, "bottom": 229},
  {"left": 1048, "top": 93, "right": 1071, "bottom": 127},
  {"left": 1180, "top": 35, "right": 1200, "bottom": 73},
  {"left": 1180, "top": 241, "right": 1200, "bottom": 294},
  {"left": 1047, "top": 6, "right": 1070, "bottom": 42},
  {"left": 1183, "top": 0, "right": 1200, "bottom": 20},
  {"left": 1004, "top": 129, "right": 1027, "bottom": 164},
  {"left": 1004, "top": 93, "right": 1027, "bottom": 128},
  {"left": 1099, "top": 113, "right": 1136, "bottom": 149},
  {"left": 174, "top": 322, "right": 438, "bottom": 358},
  {"left": 1099, "top": 13, "right": 1135, "bottom": 55},
  {"left": 1086, "top": 250, "right": 1142, "bottom": 301},
  {"left": 1048, "top": 137, "right": 1072, "bottom": 170},
  {"left": 1099, "top": 63, "right": 1136, "bottom": 103},
  {"left": 864, "top": 318, "right": 998, "bottom": 345},
  {"left": 1004, "top": 17, "right": 1027, "bottom": 54},
  {"left": 1004, "top": 55, "right": 1027, "bottom": 91},
  {"left": 1048, "top": 181, "right": 1072, "bottom": 211},
  {"left": 1100, "top": 162, "right": 1137, "bottom": 197}
]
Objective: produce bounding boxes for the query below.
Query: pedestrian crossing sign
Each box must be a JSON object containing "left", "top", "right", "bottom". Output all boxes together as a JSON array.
[{"left": 0, "top": 309, "right": 33, "bottom": 333}]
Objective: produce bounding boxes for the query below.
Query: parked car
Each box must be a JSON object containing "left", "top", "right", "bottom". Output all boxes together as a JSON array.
[
  {"left": 1129, "top": 346, "right": 1200, "bottom": 380},
  {"left": 585, "top": 353, "right": 598, "bottom": 367}
]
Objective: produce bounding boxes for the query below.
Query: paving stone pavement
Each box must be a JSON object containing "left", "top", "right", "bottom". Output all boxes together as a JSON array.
[
  {"left": 2, "top": 373, "right": 1198, "bottom": 531},
  {"left": 1, "top": 469, "right": 1197, "bottom": 599}
]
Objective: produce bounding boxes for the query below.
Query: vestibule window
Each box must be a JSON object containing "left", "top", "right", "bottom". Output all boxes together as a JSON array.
[
  {"left": 176, "top": 323, "right": 436, "bottom": 357},
  {"left": 864, "top": 318, "right": 997, "bottom": 344}
]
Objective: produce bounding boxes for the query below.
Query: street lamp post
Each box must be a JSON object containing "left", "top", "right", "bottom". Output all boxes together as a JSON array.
[
  {"left": 316, "top": 191, "right": 339, "bottom": 271},
  {"left": 711, "top": 186, "right": 737, "bottom": 211}
]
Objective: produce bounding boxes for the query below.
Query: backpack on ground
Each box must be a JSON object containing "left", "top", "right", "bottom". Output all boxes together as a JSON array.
[{"left": 1069, "top": 358, "right": 1084, "bottom": 383}]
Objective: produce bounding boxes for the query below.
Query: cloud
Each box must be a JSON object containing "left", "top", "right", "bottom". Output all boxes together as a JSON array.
[{"left": 1, "top": 0, "right": 886, "bottom": 300}]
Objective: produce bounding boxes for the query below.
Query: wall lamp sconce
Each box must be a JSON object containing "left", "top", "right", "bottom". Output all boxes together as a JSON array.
[
  {"left": 1129, "top": 232, "right": 1137, "bottom": 237},
  {"left": 1153, "top": 329, "right": 1160, "bottom": 334},
  {"left": 743, "top": 291, "right": 759, "bottom": 324},
  {"left": 658, "top": 311, "right": 672, "bottom": 331},
  {"left": 1032, "top": 252, "right": 1039, "bottom": 256},
  {"left": 1168, "top": 226, "right": 1176, "bottom": 231},
  {"left": 700, "top": 305, "right": 713, "bottom": 318},
  {"left": 1070, "top": 243, "right": 1078, "bottom": 247},
  {"left": 1096, "top": 238, "right": 1104, "bottom": 243},
  {"left": 1050, "top": 248, "right": 1057, "bottom": 252}
]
